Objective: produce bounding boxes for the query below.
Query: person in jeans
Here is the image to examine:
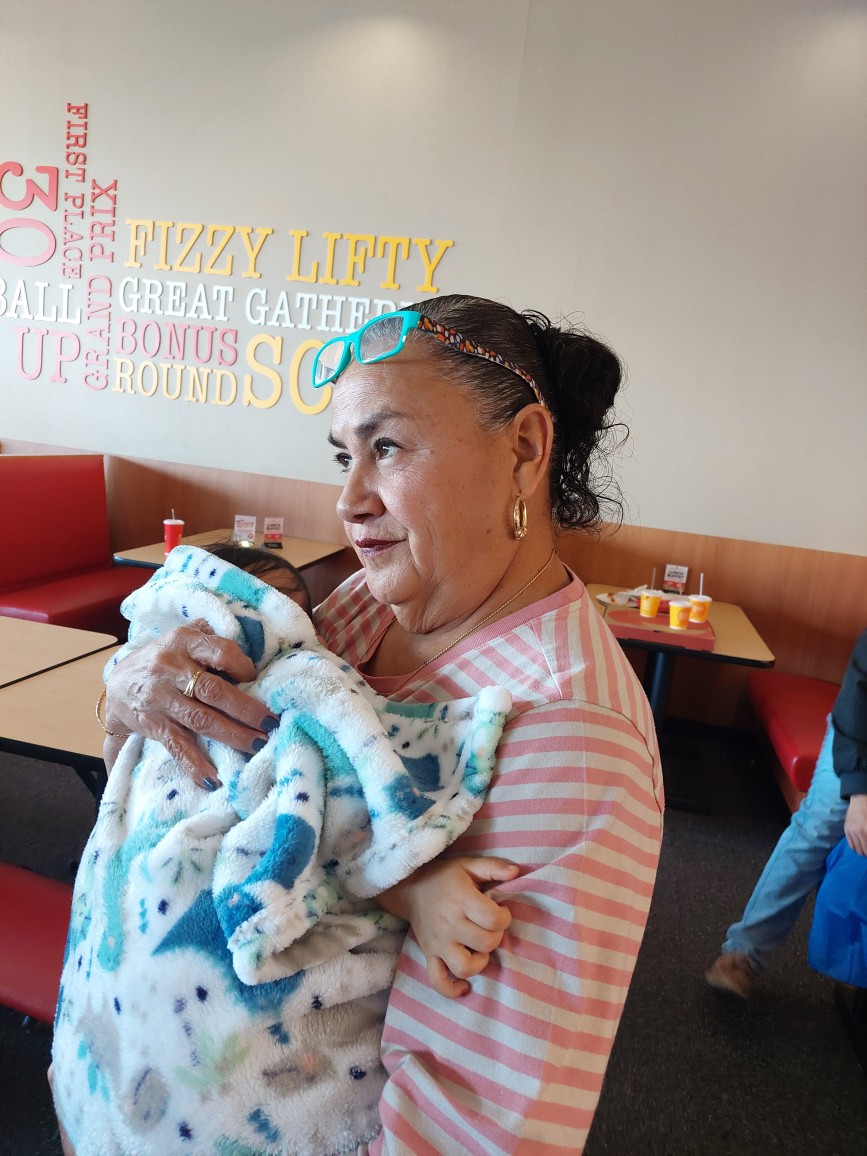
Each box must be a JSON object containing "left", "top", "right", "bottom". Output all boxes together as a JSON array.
[{"left": 706, "top": 629, "right": 867, "bottom": 998}]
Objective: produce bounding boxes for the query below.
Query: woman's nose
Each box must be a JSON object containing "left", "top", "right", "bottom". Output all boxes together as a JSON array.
[{"left": 336, "top": 463, "right": 383, "bottom": 524}]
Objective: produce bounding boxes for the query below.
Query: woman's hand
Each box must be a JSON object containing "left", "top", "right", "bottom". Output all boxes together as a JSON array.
[
  {"left": 378, "top": 856, "right": 520, "bottom": 999},
  {"left": 845, "top": 794, "right": 867, "bottom": 857},
  {"left": 103, "top": 620, "right": 279, "bottom": 790}
]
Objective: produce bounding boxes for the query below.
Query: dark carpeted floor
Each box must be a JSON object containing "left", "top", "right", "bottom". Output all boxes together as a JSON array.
[{"left": 2, "top": 727, "right": 865, "bottom": 1156}]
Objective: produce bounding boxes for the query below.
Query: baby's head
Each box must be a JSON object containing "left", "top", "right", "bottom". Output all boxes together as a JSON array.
[{"left": 203, "top": 541, "right": 312, "bottom": 616}]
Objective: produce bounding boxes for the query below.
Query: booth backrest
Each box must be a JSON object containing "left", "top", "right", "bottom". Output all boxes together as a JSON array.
[
  {"left": 746, "top": 670, "right": 840, "bottom": 799},
  {"left": 0, "top": 455, "right": 112, "bottom": 591}
]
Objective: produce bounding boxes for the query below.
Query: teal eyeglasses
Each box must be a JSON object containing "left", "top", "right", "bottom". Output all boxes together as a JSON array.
[{"left": 311, "top": 309, "right": 546, "bottom": 408}]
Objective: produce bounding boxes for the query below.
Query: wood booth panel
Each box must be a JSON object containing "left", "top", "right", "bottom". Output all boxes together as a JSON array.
[
  {"left": 555, "top": 524, "right": 865, "bottom": 726},
  {"left": 98, "top": 457, "right": 358, "bottom": 609},
  {"left": 4, "top": 439, "right": 864, "bottom": 727}
]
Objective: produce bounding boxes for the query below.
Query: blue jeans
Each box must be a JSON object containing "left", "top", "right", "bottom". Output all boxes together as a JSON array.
[{"left": 723, "top": 719, "right": 847, "bottom": 970}]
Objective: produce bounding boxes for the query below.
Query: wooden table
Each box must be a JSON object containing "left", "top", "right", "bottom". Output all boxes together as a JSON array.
[
  {"left": 114, "top": 529, "right": 345, "bottom": 571},
  {"left": 587, "top": 584, "right": 775, "bottom": 728},
  {"left": 0, "top": 649, "right": 113, "bottom": 798},
  {"left": 0, "top": 617, "right": 116, "bottom": 689},
  {"left": 589, "top": 584, "right": 775, "bottom": 812}
]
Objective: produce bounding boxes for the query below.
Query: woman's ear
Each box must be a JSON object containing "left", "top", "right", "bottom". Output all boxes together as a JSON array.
[{"left": 509, "top": 405, "right": 554, "bottom": 498}]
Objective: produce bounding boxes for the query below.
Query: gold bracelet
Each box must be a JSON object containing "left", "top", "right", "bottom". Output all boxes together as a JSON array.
[{"left": 95, "top": 689, "right": 131, "bottom": 738}]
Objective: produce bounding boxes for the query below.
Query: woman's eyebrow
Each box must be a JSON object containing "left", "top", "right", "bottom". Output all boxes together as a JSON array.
[{"left": 327, "top": 410, "right": 406, "bottom": 447}]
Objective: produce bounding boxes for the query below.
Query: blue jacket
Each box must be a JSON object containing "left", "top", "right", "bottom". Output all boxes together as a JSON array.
[{"left": 833, "top": 628, "right": 867, "bottom": 799}]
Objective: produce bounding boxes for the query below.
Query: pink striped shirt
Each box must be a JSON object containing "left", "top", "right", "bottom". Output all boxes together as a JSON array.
[{"left": 316, "top": 565, "right": 664, "bottom": 1155}]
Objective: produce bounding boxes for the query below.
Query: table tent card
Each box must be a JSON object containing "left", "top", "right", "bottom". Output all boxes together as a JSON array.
[
  {"left": 662, "top": 564, "right": 689, "bottom": 595},
  {"left": 264, "top": 516, "right": 284, "bottom": 547},
  {"left": 233, "top": 514, "right": 257, "bottom": 543}
]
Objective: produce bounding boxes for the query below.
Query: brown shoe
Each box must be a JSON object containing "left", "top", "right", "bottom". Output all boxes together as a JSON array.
[{"left": 705, "top": 951, "right": 759, "bottom": 999}]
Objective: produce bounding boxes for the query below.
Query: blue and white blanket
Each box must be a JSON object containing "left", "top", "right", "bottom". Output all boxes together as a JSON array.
[{"left": 52, "top": 547, "right": 510, "bottom": 1156}]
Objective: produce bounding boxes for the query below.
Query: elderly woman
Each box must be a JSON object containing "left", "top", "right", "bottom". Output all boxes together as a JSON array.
[{"left": 95, "top": 294, "right": 663, "bottom": 1155}]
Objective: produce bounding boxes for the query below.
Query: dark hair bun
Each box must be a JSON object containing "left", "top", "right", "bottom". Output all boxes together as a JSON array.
[
  {"left": 524, "top": 311, "right": 621, "bottom": 423},
  {"left": 410, "top": 293, "right": 626, "bottom": 532},
  {"left": 523, "top": 310, "right": 624, "bottom": 530}
]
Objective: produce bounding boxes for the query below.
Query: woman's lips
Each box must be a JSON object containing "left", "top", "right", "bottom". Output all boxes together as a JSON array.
[{"left": 355, "top": 538, "right": 400, "bottom": 556}]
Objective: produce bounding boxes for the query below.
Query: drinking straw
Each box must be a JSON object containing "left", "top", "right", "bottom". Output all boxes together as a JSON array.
[
  {"left": 699, "top": 572, "right": 704, "bottom": 596},
  {"left": 172, "top": 508, "right": 176, "bottom": 519},
  {"left": 650, "top": 567, "right": 657, "bottom": 590}
]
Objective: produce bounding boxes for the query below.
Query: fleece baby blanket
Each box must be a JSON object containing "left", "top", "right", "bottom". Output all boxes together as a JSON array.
[{"left": 52, "top": 546, "right": 510, "bottom": 1156}]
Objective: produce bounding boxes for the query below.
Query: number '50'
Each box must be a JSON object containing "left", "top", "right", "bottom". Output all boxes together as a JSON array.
[{"left": 0, "top": 161, "right": 59, "bottom": 267}]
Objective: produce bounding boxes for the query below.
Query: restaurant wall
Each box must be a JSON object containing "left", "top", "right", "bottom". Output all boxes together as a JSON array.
[{"left": 1, "top": 0, "right": 865, "bottom": 558}]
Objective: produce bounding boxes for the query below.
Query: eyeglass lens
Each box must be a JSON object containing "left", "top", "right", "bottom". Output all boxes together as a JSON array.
[
  {"left": 357, "top": 314, "right": 406, "bottom": 363},
  {"left": 313, "top": 340, "right": 347, "bottom": 386}
]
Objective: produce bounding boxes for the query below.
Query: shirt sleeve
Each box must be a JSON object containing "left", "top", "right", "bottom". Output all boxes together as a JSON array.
[
  {"left": 313, "top": 574, "right": 357, "bottom": 641},
  {"left": 313, "top": 569, "right": 379, "bottom": 664},
  {"left": 367, "top": 696, "right": 663, "bottom": 1155}
]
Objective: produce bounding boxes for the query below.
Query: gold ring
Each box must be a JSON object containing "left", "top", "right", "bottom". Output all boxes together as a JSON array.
[{"left": 182, "top": 670, "right": 204, "bottom": 699}]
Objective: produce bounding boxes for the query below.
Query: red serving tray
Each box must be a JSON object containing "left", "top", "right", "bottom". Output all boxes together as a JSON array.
[{"left": 605, "top": 607, "right": 715, "bottom": 652}]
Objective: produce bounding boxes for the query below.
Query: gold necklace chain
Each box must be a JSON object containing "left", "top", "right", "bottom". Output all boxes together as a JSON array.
[{"left": 388, "top": 548, "right": 558, "bottom": 692}]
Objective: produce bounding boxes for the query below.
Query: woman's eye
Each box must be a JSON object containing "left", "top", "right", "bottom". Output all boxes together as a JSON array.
[
  {"left": 333, "top": 452, "right": 351, "bottom": 472},
  {"left": 373, "top": 438, "right": 399, "bottom": 459}
]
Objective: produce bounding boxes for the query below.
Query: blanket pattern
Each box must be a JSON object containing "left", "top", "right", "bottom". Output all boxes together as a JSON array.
[{"left": 52, "top": 547, "right": 510, "bottom": 1155}]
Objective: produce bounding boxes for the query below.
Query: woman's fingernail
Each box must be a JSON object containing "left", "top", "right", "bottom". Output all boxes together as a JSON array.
[
  {"left": 202, "top": 777, "right": 221, "bottom": 792},
  {"left": 251, "top": 737, "right": 267, "bottom": 752},
  {"left": 261, "top": 717, "right": 279, "bottom": 732}
]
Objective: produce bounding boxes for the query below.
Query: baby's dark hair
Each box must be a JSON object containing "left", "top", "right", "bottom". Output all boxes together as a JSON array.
[
  {"left": 408, "top": 294, "right": 625, "bottom": 532},
  {"left": 203, "top": 540, "right": 312, "bottom": 616}
]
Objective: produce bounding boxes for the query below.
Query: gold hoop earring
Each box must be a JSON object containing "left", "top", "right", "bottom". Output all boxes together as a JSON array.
[{"left": 513, "top": 496, "right": 528, "bottom": 540}]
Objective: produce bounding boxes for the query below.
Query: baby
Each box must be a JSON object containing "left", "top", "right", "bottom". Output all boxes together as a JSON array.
[{"left": 51, "top": 544, "right": 511, "bottom": 1156}]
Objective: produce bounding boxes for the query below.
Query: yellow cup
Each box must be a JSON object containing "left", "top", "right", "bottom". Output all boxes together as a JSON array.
[
  {"left": 668, "top": 599, "right": 691, "bottom": 630},
  {"left": 688, "top": 594, "right": 712, "bottom": 624},
  {"left": 639, "top": 589, "right": 663, "bottom": 618}
]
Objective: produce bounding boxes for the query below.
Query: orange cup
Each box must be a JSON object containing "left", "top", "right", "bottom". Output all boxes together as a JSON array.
[
  {"left": 639, "top": 589, "right": 663, "bottom": 618},
  {"left": 668, "top": 600, "right": 691, "bottom": 630},
  {"left": 163, "top": 518, "right": 184, "bottom": 555},
  {"left": 688, "top": 594, "right": 712, "bottom": 624}
]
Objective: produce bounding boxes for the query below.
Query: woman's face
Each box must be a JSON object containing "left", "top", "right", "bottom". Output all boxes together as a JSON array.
[{"left": 329, "top": 350, "right": 518, "bottom": 635}]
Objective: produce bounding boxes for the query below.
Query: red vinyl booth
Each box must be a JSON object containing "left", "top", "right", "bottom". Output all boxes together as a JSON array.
[
  {"left": 0, "top": 863, "right": 73, "bottom": 1023},
  {"left": 0, "top": 454, "right": 149, "bottom": 637},
  {"left": 747, "top": 670, "right": 840, "bottom": 810}
]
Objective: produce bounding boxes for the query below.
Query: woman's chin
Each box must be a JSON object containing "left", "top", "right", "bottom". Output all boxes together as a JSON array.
[
  {"left": 362, "top": 566, "right": 402, "bottom": 608},
  {"left": 364, "top": 563, "right": 423, "bottom": 614}
]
